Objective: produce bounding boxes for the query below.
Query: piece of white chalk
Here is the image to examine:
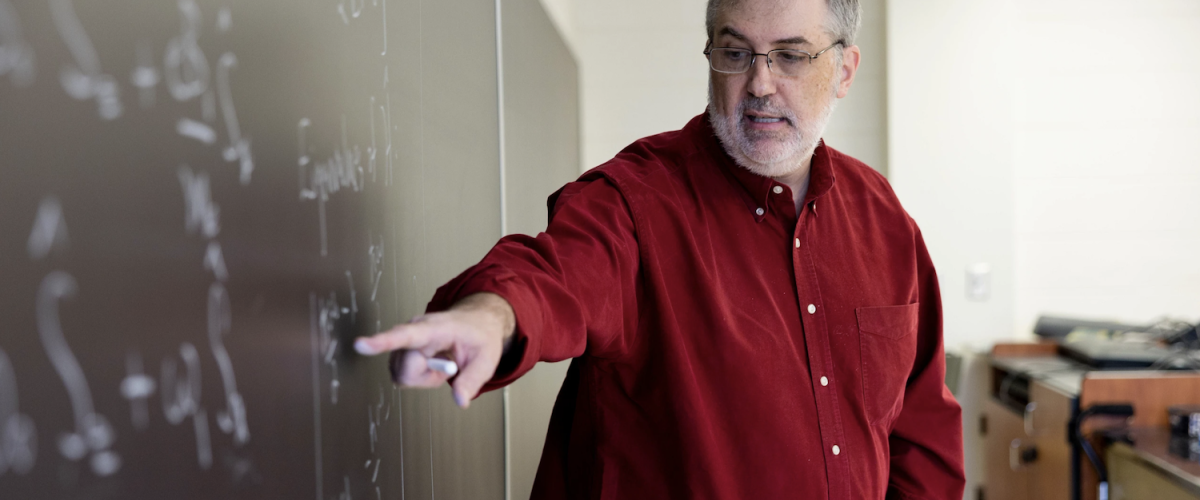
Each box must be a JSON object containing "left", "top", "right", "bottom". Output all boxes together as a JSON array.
[{"left": 426, "top": 358, "right": 459, "bottom": 377}]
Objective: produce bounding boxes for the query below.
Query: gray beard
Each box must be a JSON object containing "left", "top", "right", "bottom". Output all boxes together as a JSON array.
[{"left": 707, "top": 81, "right": 839, "bottom": 178}]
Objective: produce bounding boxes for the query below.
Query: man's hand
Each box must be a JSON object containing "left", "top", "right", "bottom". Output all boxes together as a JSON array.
[{"left": 354, "top": 293, "right": 516, "bottom": 409}]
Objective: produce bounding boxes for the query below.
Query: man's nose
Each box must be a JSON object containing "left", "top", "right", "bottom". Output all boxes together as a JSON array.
[{"left": 746, "top": 55, "right": 776, "bottom": 98}]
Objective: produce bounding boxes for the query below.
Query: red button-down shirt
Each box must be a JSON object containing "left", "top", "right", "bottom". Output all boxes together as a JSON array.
[{"left": 428, "top": 113, "right": 965, "bottom": 499}]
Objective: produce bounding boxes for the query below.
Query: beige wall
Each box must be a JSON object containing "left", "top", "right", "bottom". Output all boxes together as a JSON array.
[
  {"left": 824, "top": 0, "right": 889, "bottom": 174},
  {"left": 888, "top": 0, "right": 1200, "bottom": 347},
  {"left": 887, "top": 0, "right": 1018, "bottom": 351},
  {"left": 1010, "top": 0, "right": 1200, "bottom": 334},
  {"left": 536, "top": 0, "right": 577, "bottom": 55}
]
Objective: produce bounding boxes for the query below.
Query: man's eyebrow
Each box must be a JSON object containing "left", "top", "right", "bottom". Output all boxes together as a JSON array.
[
  {"left": 717, "top": 27, "right": 748, "bottom": 42},
  {"left": 716, "top": 27, "right": 810, "bottom": 47},
  {"left": 773, "top": 36, "right": 810, "bottom": 46}
]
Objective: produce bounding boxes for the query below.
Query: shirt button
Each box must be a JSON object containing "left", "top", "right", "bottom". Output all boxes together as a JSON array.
[
  {"left": 793, "top": 238, "right": 800, "bottom": 249},
  {"left": 820, "top": 376, "right": 828, "bottom": 386},
  {"left": 772, "top": 186, "right": 783, "bottom": 194},
  {"left": 807, "top": 304, "right": 816, "bottom": 314},
  {"left": 755, "top": 207, "right": 764, "bottom": 216},
  {"left": 832, "top": 445, "right": 841, "bottom": 456}
]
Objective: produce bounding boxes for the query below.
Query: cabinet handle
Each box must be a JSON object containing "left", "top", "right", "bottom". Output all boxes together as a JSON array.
[
  {"left": 1009, "top": 438, "right": 1039, "bottom": 471},
  {"left": 1024, "top": 402, "right": 1038, "bottom": 436}
]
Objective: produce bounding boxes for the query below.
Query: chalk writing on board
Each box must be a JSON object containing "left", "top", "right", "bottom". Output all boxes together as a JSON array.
[
  {"left": 216, "top": 52, "right": 254, "bottom": 185},
  {"left": 298, "top": 115, "right": 365, "bottom": 256},
  {"left": 204, "top": 241, "right": 229, "bottom": 282},
  {"left": 178, "top": 117, "right": 218, "bottom": 145},
  {"left": 338, "top": 0, "right": 365, "bottom": 24},
  {"left": 160, "top": 344, "right": 197, "bottom": 425},
  {"left": 208, "top": 283, "right": 249, "bottom": 445},
  {"left": 180, "top": 153, "right": 251, "bottom": 449},
  {"left": 309, "top": 293, "right": 325, "bottom": 499},
  {"left": 368, "top": 93, "right": 394, "bottom": 186},
  {"left": 314, "top": 293, "right": 343, "bottom": 404},
  {"left": 346, "top": 270, "right": 359, "bottom": 324},
  {"left": 368, "top": 98, "right": 379, "bottom": 183},
  {"left": 160, "top": 342, "right": 214, "bottom": 469},
  {"left": 298, "top": 118, "right": 314, "bottom": 197},
  {"left": 0, "top": 348, "right": 37, "bottom": 476},
  {"left": 119, "top": 351, "right": 156, "bottom": 431},
  {"left": 130, "top": 42, "right": 160, "bottom": 108},
  {"left": 50, "top": 0, "right": 121, "bottom": 120},
  {"left": 310, "top": 290, "right": 396, "bottom": 500},
  {"left": 27, "top": 197, "right": 69, "bottom": 259},
  {"left": 178, "top": 165, "right": 220, "bottom": 238},
  {"left": 28, "top": 198, "right": 121, "bottom": 477},
  {"left": 38, "top": 271, "right": 122, "bottom": 476},
  {"left": 339, "top": 475, "right": 353, "bottom": 500},
  {"left": 368, "top": 232, "right": 385, "bottom": 302},
  {"left": 364, "top": 385, "right": 391, "bottom": 500},
  {"left": 159, "top": 2, "right": 260, "bottom": 183},
  {"left": 0, "top": 0, "right": 35, "bottom": 86},
  {"left": 216, "top": 6, "right": 232, "bottom": 32},
  {"left": 335, "top": 0, "right": 387, "bottom": 55},
  {"left": 165, "top": 0, "right": 209, "bottom": 102}
]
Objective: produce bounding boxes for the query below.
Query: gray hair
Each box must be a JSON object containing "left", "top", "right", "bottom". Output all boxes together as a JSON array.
[{"left": 705, "top": 0, "right": 862, "bottom": 47}]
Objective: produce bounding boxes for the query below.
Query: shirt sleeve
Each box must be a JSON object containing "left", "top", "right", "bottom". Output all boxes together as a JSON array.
[
  {"left": 424, "top": 174, "right": 640, "bottom": 393},
  {"left": 886, "top": 224, "right": 967, "bottom": 500}
]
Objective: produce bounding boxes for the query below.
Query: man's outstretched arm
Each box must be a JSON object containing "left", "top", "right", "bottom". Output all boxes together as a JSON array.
[{"left": 355, "top": 175, "right": 640, "bottom": 408}]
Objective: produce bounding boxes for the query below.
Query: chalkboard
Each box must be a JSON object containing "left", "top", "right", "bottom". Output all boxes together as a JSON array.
[{"left": 0, "top": 0, "right": 578, "bottom": 498}]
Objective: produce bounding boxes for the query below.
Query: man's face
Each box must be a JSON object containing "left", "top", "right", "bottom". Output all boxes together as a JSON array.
[{"left": 707, "top": 0, "right": 857, "bottom": 178}]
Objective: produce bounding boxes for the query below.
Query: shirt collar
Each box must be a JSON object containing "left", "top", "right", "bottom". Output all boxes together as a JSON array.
[{"left": 687, "top": 112, "right": 837, "bottom": 221}]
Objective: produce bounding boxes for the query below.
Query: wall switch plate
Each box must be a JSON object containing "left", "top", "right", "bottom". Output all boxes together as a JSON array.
[{"left": 966, "top": 263, "right": 991, "bottom": 301}]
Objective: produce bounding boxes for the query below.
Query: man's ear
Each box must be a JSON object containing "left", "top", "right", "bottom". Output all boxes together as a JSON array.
[{"left": 836, "top": 44, "right": 861, "bottom": 99}]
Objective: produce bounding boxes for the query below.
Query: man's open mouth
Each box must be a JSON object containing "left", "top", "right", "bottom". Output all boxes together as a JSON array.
[{"left": 745, "top": 112, "right": 790, "bottom": 125}]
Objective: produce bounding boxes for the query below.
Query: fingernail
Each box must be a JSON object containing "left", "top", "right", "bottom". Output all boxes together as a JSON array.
[
  {"left": 454, "top": 391, "right": 468, "bottom": 409},
  {"left": 354, "top": 339, "right": 378, "bottom": 356}
]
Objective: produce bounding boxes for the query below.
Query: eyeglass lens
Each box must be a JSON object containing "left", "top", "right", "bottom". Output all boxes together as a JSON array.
[{"left": 708, "top": 49, "right": 811, "bottom": 77}]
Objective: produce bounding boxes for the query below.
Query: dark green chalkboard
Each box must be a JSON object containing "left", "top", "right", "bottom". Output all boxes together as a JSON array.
[{"left": 0, "top": 0, "right": 577, "bottom": 498}]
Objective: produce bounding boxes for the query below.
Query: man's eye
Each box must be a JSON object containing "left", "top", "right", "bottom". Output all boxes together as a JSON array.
[
  {"left": 774, "top": 52, "right": 805, "bottom": 64},
  {"left": 722, "top": 50, "right": 748, "bottom": 61}
]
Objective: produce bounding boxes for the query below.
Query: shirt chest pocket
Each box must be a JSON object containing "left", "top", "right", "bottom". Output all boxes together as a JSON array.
[{"left": 855, "top": 303, "right": 920, "bottom": 427}]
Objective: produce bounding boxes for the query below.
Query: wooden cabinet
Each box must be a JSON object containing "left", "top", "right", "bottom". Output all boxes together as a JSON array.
[
  {"left": 983, "top": 349, "right": 1080, "bottom": 500},
  {"left": 982, "top": 381, "right": 1073, "bottom": 500},
  {"left": 982, "top": 346, "right": 1200, "bottom": 500},
  {"left": 1029, "top": 382, "right": 1074, "bottom": 500},
  {"left": 984, "top": 398, "right": 1033, "bottom": 499}
]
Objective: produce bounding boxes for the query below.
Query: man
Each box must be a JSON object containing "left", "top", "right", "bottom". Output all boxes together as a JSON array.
[{"left": 355, "top": 0, "right": 966, "bottom": 497}]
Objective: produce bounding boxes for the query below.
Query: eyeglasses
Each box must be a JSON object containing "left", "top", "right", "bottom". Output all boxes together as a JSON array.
[{"left": 703, "top": 40, "right": 843, "bottom": 77}]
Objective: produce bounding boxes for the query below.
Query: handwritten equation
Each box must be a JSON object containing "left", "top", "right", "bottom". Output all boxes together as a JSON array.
[
  {"left": 0, "top": 0, "right": 416, "bottom": 497},
  {"left": 0, "top": 0, "right": 261, "bottom": 484}
]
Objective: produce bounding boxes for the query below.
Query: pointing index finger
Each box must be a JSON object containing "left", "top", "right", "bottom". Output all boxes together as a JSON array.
[{"left": 354, "top": 322, "right": 432, "bottom": 356}]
